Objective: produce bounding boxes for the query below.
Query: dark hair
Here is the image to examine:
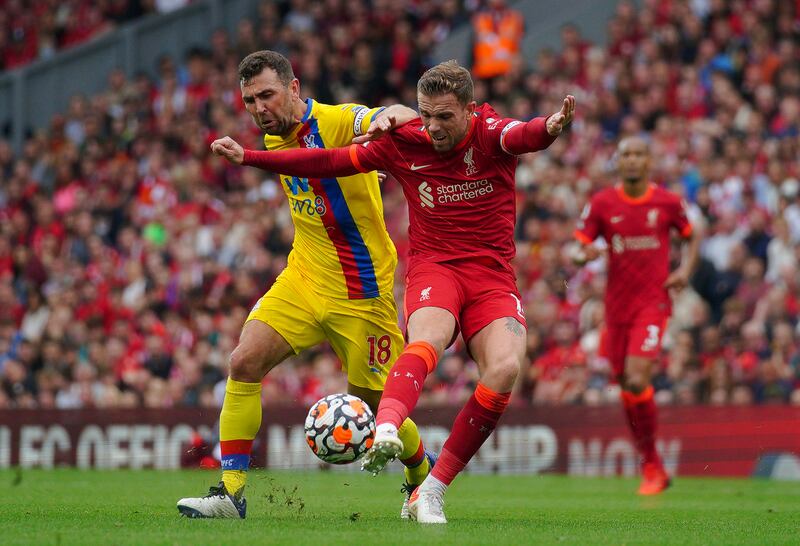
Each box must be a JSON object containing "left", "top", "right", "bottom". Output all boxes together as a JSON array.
[
  {"left": 417, "top": 60, "right": 474, "bottom": 105},
  {"left": 238, "top": 50, "right": 294, "bottom": 86}
]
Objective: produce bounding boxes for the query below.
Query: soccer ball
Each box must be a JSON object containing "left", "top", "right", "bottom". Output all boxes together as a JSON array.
[{"left": 304, "top": 393, "right": 376, "bottom": 464}]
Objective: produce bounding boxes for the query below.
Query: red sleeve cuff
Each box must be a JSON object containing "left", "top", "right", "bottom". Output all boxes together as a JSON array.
[
  {"left": 574, "top": 230, "right": 593, "bottom": 245},
  {"left": 501, "top": 116, "right": 558, "bottom": 155},
  {"left": 349, "top": 145, "right": 368, "bottom": 173},
  {"left": 680, "top": 224, "right": 693, "bottom": 238}
]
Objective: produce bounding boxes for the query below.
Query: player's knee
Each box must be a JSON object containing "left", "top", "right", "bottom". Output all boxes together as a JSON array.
[
  {"left": 623, "top": 373, "right": 648, "bottom": 394},
  {"left": 487, "top": 355, "right": 521, "bottom": 386},
  {"left": 228, "top": 343, "right": 267, "bottom": 382},
  {"left": 624, "top": 358, "right": 652, "bottom": 393},
  {"left": 407, "top": 332, "right": 449, "bottom": 357}
]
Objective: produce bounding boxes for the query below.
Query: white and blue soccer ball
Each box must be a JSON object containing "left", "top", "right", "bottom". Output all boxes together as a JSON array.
[{"left": 304, "top": 393, "right": 376, "bottom": 464}]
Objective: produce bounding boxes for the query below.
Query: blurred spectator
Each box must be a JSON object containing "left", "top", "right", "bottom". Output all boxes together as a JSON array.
[
  {"left": 422, "top": 352, "right": 478, "bottom": 406},
  {"left": 0, "top": 1, "right": 154, "bottom": 71},
  {"left": 471, "top": 0, "right": 524, "bottom": 81},
  {"left": 530, "top": 320, "right": 587, "bottom": 405}
]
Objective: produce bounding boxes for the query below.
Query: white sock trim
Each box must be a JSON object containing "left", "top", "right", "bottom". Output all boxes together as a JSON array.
[
  {"left": 376, "top": 423, "right": 398, "bottom": 436},
  {"left": 419, "top": 474, "right": 447, "bottom": 497}
]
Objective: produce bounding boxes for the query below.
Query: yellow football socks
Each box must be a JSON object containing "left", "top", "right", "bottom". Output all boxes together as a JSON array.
[
  {"left": 219, "top": 378, "right": 262, "bottom": 495},
  {"left": 397, "top": 418, "right": 431, "bottom": 485}
]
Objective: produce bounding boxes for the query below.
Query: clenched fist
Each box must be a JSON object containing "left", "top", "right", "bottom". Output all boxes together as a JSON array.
[{"left": 210, "top": 136, "right": 245, "bottom": 165}]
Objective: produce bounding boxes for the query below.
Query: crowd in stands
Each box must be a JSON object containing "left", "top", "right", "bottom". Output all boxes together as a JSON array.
[
  {"left": 1, "top": 0, "right": 799, "bottom": 411},
  {"left": 0, "top": 0, "right": 191, "bottom": 70}
]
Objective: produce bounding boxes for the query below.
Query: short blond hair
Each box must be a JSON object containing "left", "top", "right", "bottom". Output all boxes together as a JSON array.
[{"left": 417, "top": 60, "right": 474, "bottom": 105}]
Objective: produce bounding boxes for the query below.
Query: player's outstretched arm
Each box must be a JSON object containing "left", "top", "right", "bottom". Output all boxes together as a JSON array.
[
  {"left": 245, "top": 146, "right": 362, "bottom": 178},
  {"left": 352, "top": 104, "right": 417, "bottom": 144},
  {"left": 501, "top": 95, "right": 576, "bottom": 155},
  {"left": 211, "top": 135, "right": 360, "bottom": 176}
]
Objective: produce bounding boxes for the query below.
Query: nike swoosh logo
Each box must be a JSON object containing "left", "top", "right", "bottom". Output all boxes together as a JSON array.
[{"left": 410, "top": 163, "right": 432, "bottom": 171}]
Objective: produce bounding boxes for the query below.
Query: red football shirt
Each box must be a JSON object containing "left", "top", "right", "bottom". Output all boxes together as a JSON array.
[
  {"left": 575, "top": 183, "right": 693, "bottom": 324},
  {"left": 352, "top": 104, "right": 554, "bottom": 269}
]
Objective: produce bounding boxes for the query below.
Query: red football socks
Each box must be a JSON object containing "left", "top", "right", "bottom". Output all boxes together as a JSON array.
[
  {"left": 400, "top": 441, "right": 426, "bottom": 468},
  {"left": 375, "top": 341, "right": 438, "bottom": 429},
  {"left": 431, "top": 382, "right": 511, "bottom": 486},
  {"left": 621, "top": 385, "right": 660, "bottom": 465}
]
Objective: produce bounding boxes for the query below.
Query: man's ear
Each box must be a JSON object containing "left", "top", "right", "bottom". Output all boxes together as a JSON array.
[
  {"left": 466, "top": 100, "right": 477, "bottom": 117},
  {"left": 290, "top": 78, "right": 301, "bottom": 99}
]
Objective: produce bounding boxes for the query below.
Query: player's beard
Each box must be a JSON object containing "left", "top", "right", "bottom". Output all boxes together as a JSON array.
[
  {"left": 623, "top": 175, "right": 642, "bottom": 185},
  {"left": 431, "top": 136, "right": 451, "bottom": 152},
  {"left": 258, "top": 96, "right": 296, "bottom": 137},
  {"left": 259, "top": 115, "right": 293, "bottom": 136}
]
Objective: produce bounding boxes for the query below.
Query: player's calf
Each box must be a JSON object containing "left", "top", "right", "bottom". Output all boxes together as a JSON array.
[{"left": 429, "top": 382, "right": 511, "bottom": 487}]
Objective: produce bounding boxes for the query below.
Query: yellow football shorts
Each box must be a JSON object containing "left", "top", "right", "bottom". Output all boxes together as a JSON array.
[{"left": 246, "top": 266, "right": 402, "bottom": 391}]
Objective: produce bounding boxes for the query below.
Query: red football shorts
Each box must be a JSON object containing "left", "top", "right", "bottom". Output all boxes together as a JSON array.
[
  {"left": 600, "top": 307, "right": 669, "bottom": 376},
  {"left": 403, "top": 257, "right": 526, "bottom": 345}
]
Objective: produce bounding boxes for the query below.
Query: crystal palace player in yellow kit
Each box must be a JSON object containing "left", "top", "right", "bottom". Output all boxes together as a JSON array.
[{"left": 177, "top": 51, "right": 433, "bottom": 519}]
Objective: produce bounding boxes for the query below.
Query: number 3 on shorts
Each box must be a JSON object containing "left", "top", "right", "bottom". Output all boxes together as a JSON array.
[
  {"left": 510, "top": 293, "right": 525, "bottom": 319},
  {"left": 641, "top": 325, "right": 660, "bottom": 352}
]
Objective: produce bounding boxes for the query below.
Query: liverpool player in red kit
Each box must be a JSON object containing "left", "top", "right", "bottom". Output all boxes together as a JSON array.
[
  {"left": 211, "top": 61, "right": 575, "bottom": 523},
  {"left": 573, "top": 136, "right": 699, "bottom": 495}
]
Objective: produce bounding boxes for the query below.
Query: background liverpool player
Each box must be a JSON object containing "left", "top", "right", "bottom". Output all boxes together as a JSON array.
[
  {"left": 209, "top": 60, "right": 575, "bottom": 524},
  {"left": 573, "top": 136, "right": 700, "bottom": 495}
]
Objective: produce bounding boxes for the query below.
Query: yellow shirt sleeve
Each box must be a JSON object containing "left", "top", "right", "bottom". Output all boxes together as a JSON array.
[{"left": 338, "top": 104, "right": 386, "bottom": 139}]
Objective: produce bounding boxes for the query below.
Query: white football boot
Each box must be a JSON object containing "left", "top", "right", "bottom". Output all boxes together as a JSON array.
[
  {"left": 360, "top": 432, "right": 404, "bottom": 476},
  {"left": 177, "top": 482, "right": 246, "bottom": 519},
  {"left": 407, "top": 487, "right": 447, "bottom": 524},
  {"left": 400, "top": 450, "right": 438, "bottom": 519},
  {"left": 400, "top": 483, "right": 415, "bottom": 520}
]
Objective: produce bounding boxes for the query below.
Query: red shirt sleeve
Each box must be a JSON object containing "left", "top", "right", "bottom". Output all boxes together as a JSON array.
[
  {"left": 352, "top": 137, "right": 391, "bottom": 173},
  {"left": 574, "top": 197, "right": 602, "bottom": 244},
  {"left": 495, "top": 116, "right": 557, "bottom": 155},
  {"left": 671, "top": 198, "right": 693, "bottom": 238},
  {"left": 241, "top": 147, "right": 360, "bottom": 178}
]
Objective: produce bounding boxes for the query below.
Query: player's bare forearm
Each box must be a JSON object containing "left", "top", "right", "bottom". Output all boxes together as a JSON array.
[
  {"left": 241, "top": 147, "right": 361, "bottom": 178},
  {"left": 378, "top": 104, "right": 417, "bottom": 126},
  {"left": 353, "top": 104, "right": 417, "bottom": 144},
  {"left": 679, "top": 231, "right": 700, "bottom": 277},
  {"left": 665, "top": 232, "right": 699, "bottom": 290}
]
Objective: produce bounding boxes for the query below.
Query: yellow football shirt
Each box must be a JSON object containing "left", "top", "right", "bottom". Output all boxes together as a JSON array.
[{"left": 263, "top": 99, "right": 397, "bottom": 300}]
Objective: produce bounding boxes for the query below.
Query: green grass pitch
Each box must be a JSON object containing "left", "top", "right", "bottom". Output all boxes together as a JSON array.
[{"left": 0, "top": 469, "right": 797, "bottom": 545}]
